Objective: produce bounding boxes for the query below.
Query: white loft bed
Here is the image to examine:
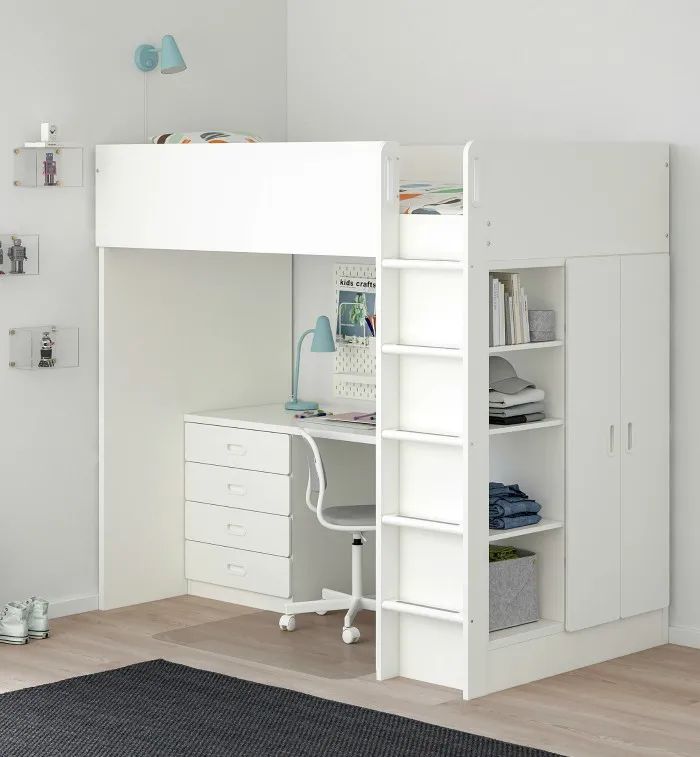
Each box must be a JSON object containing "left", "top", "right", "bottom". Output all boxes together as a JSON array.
[{"left": 97, "top": 140, "right": 670, "bottom": 700}]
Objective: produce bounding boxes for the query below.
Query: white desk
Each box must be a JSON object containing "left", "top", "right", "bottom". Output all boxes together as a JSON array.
[
  {"left": 185, "top": 404, "right": 376, "bottom": 445},
  {"left": 183, "top": 403, "right": 376, "bottom": 612}
]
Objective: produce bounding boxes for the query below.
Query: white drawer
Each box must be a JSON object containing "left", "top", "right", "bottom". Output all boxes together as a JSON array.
[
  {"left": 185, "top": 501, "right": 290, "bottom": 557},
  {"left": 185, "top": 423, "right": 290, "bottom": 474},
  {"left": 185, "top": 540, "right": 290, "bottom": 598},
  {"left": 185, "top": 462, "right": 290, "bottom": 515}
]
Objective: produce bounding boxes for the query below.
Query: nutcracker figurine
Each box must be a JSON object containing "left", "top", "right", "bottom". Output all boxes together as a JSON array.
[{"left": 38, "top": 331, "right": 56, "bottom": 368}]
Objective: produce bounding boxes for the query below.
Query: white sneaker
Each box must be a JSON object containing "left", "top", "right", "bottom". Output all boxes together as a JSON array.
[
  {"left": 0, "top": 602, "right": 29, "bottom": 645},
  {"left": 24, "top": 597, "right": 50, "bottom": 640}
]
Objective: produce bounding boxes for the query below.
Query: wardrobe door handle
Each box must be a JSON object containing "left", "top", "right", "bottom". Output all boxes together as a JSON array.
[
  {"left": 626, "top": 422, "right": 632, "bottom": 453},
  {"left": 608, "top": 424, "right": 615, "bottom": 456},
  {"left": 225, "top": 443, "right": 247, "bottom": 456},
  {"left": 226, "top": 563, "right": 247, "bottom": 577},
  {"left": 226, "top": 523, "right": 247, "bottom": 537},
  {"left": 227, "top": 483, "right": 247, "bottom": 496}
]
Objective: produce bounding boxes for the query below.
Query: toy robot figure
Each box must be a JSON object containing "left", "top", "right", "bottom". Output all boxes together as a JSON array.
[
  {"left": 38, "top": 331, "right": 56, "bottom": 368},
  {"left": 43, "top": 152, "right": 57, "bottom": 186},
  {"left": 8, "top": 237, "right": 27, "bottom": 274}
]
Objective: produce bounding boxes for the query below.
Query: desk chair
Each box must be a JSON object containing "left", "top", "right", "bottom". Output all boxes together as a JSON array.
[{"left": 279, "top": 430, "right": 376, "bottom": 644}]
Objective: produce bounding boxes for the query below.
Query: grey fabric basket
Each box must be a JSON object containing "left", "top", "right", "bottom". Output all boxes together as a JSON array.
[
  {"left": 489, "top": 548, "right": 539, "bottom": 632},
  {"left": 528, "top": 310, "right": 555, "bottom": 342}
]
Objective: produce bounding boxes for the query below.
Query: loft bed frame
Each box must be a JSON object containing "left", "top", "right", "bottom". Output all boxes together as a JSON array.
[{"left": 97, "top": 140, "right": 670, "bottom": 700}]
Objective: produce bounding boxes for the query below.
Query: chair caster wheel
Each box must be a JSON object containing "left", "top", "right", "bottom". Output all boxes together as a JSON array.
[
  {"left": 279, "top": 614, "right": 296, "bottom": 632},
  {"left": 315, "top": 610, "right": 328, "bottom": 616},
  {"left": 342, "top": 626, "right": 360, "bottom": 644}
]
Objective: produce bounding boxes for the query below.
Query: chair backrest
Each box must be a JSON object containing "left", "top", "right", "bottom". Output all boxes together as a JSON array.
[{"left": 298, "top": 430, "right": 338, "bottom": 532}]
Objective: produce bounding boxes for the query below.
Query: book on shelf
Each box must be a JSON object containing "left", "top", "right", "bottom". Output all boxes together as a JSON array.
[{"left": 489, "top": 273, "right": 532, "bottom": 347}]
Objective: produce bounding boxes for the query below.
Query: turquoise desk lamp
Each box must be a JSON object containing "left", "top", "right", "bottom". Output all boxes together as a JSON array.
[
  {"left": 135, "top": 35, "right": 187, "bottom": 74},
  {"left": 285, "top": 316, "right": 336, "bottom": 411}
]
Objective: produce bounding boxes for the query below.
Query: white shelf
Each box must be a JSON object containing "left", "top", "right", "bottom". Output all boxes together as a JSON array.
[
  {"left": 382, "top": 344, "right": 463, "bottom": 359},
  {"left": 489, "top": 340, "right": 563, "bottom": 354},
  {"left": 382, "top": 258, "right": 462, "bottom": 271},
  {"left": 489, "top": 418, "right": 563, "bottom": 436},
  {"left": 382, "top": 429, "right": 463, "bottom": 447},
  {"left": 382, "top": 600, "right": 463, "bottom": 624},
  {"left": 382, "top": 515, "right": 463, "bottom": 535},
  {"left": 489, "top": 618, "right": 564, "bottom": 649},
  {"left": 489, "top": 518, "right": 563, "bottom": 542}
]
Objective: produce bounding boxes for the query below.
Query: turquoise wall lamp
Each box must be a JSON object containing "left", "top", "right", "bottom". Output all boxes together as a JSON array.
[
  {"left": 134, "top": 35, "right": 187, "bottom": 74},
  {"left": 285, "top": 316, "right": 336, "bottom": 411}
]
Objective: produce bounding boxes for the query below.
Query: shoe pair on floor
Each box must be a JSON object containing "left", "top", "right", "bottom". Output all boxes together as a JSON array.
[{"left": 0, "top": 598, "right": 50, "bottom": 645}]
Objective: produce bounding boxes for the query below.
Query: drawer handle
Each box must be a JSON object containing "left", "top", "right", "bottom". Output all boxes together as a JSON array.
[
  {"left": 226, "top": 562, "right": 247, "bottom": 577},
  {"left": 226, "top": 523, "right": 247, "bottom": 537},
  {"left": 226, "top": 443, "right": 247, "bottom": 456},
  {"left": 227, "top": 483, "right": 247, "bottom": 496}
]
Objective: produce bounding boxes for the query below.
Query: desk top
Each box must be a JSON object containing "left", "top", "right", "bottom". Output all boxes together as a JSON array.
[{"left": 184, "top": 404, "right": 376, "bottom": 445}]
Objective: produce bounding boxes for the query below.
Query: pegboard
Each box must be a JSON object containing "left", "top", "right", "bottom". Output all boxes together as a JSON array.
[{"left": 334, "top": 263, "right": 376, "bottom": 401}]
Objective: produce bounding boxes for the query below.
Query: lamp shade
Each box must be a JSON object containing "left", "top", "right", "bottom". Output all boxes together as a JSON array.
[
  {"left": 310, "top": 316, "right": 336, "bottom": 353},
  {"left": 160, "top": 35, "right": 187, "bottom": 74}
]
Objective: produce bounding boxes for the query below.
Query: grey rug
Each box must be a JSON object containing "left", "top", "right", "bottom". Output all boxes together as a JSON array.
[{"left": 0, "top": 659, "right": 561, "bottom": 756}]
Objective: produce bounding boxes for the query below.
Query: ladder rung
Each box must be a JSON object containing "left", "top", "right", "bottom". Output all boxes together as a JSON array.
[
  {"left": 382, "top": 515, "right": 462, "bottom": 535},
  {"left": 382, "top": 600, "right": 463, "bottom": 624},
  {"left": 382, "top": 258, "right": 463, "bottom": 271},
  {"left": 381, "top": 429, "right": 463, "bottom": 447},
  {"left": 381, "top": 344, "right": 463, "bottom": 359}
]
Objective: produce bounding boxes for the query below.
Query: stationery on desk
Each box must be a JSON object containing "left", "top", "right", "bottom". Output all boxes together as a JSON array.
[{"left": 295, "top": 410, "right": 376, "bottom": 428}]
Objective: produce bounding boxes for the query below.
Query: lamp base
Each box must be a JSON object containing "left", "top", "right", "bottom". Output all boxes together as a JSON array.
[
  {"left": 285, "top": 399, "right": 319, "bottom": 411},
  {"left": 135, "top": 44, "right": 159, "bottom": 72}
]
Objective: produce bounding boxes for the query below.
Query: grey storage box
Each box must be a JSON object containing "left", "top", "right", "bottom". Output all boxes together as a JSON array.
[
  {"left": 489, "top": 548, "right": 538, "bottom": 632},
  {"left": 528, "top": 309, "right": 555, "bottom": 342}
]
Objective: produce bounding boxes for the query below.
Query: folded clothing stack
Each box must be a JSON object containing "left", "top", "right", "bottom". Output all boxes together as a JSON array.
[
  {"left": 489, "top": 544, "right": 519, "bottom": 562},
  {"left": 489, "top": 482, "right": 542, "bottom": 530},
  {"left": 489, "top": 356, "right": 545, "bottom": 425}
]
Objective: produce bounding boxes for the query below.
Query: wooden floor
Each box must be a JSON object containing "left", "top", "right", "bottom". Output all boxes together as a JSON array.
[{"left": 1, "top": 596, "right": 699, "bottom": 757}]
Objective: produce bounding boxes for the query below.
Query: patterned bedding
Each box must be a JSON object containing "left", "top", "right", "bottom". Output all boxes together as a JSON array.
[{"left": 400, "top": 181, "right": 464, "bottom": 215}]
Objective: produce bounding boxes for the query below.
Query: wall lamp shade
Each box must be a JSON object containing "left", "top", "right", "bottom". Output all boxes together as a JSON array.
[
  {"left": 134, "top": 35, "right": 187, "bottom": 74},
  {"left": 285, "top": 316, "right": 336, "bottom": 412}
]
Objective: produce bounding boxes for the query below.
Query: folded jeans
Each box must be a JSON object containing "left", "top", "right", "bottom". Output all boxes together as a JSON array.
[
  {"left": 490, "top": 498, "right": 542, "bottom": 517},
  {"left": 489, "top": 513, "right": 542, "bottom": 530}
]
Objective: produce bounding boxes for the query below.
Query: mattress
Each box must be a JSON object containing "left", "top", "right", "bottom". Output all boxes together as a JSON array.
[{"left": 400, "top": 181, "right": 463, "bottom": 215}]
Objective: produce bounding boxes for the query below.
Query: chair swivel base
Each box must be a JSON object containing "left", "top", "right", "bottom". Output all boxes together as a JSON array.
[{"left": 279, "top": 588, "right": 376, "bottom": 644}]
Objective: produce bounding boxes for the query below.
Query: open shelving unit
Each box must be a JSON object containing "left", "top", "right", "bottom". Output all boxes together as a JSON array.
[{"left": 488, "top": 262, "right": 566, "bottom": 646}]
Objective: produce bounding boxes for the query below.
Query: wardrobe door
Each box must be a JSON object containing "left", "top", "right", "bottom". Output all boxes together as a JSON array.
[
  {"left": 620, "top": 254, "right": 670, "bottom": 618},
  {"left": 566, "top": 256, "right": 621, "bottom": 632}
]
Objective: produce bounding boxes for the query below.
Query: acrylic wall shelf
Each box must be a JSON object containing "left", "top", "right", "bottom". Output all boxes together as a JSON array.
[
  {"left": 13, "top": 146, "right": 83, "bottom": 188},
  {"left": 0, "top": 235, "right": 39, "bottom": 276},
  {"left": 9, "top": 326, "right": 79, "bottom": 369}
]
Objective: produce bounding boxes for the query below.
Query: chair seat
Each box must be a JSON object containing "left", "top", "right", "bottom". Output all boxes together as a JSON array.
[{"left": 323, "top": 505, "right": 376, "bottom": 529}]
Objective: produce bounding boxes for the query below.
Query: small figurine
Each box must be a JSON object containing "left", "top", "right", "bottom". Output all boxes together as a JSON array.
[
  {"left": 43, "top": 152, "right": 57, "bottom": 186},
  {"left": 38, "top": 331, "right": 56, "bottom": 368},
  {"left": 8, "top": 237, "right": 27, "bottom": 274}
]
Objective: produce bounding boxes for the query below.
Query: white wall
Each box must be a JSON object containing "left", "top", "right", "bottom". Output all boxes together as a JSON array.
[
  {"left": 0, "top": 0, "right": 286, "bottom": 615},
  {"left": 287, "top": 0, "right": 700, "bottom": 640}
]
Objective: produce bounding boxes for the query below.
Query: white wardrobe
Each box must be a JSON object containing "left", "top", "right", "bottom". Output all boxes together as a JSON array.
[{"left": 566, "top": 254, "right": 670, "bottom": 631}]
